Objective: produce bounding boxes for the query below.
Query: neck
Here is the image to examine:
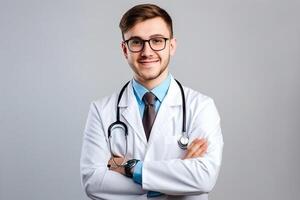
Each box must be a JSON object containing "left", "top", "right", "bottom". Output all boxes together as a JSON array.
[{"left": 135, "top": 70, "right": 169, "bottom": 90}]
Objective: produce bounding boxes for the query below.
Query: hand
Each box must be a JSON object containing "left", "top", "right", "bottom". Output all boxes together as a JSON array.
[
  {"left": 107, "top": 156, "right": 126, "bottom": 175},
  {"left": 182, "top": 138, "right": 208, "bottom": 159}
]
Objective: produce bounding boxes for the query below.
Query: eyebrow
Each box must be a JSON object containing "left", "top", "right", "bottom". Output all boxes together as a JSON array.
[
  {"left": 127, "top": 34, "right": 167, "bottom": 40},
  {"left": 149, "top": 34, "right": 165, "bottom": 38}
]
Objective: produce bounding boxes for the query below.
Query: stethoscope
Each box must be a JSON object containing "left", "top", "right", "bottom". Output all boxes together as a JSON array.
[{"left": 107, "top": 79, "right": 189, "bottom": 166}]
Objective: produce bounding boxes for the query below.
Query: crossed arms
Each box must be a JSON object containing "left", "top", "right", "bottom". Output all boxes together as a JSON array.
[{"left": 80, "top": 98, "right": 223, "bottom": 199}]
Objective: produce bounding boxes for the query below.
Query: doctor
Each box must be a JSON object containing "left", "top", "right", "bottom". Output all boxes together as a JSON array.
[{"left": 80, "top": 3, "right": 223, "bottom": 200}]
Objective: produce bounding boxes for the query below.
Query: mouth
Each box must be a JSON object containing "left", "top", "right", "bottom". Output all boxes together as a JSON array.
[{"left": 138, "top": 59, "right": 160, "bottom": 64}]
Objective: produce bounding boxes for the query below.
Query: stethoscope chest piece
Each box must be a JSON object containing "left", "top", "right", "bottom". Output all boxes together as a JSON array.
[{"left": 178, "top": 135, "right": 189, "bottom": 150}]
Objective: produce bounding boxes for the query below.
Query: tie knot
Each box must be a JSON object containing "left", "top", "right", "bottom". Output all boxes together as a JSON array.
[{"left": 143, "top": 92, "right": 156, "bottom": 106}]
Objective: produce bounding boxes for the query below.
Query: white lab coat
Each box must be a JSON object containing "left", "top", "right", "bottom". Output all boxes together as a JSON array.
[{"left": 80, "top": 77, "right": 224, "bottom": 200}]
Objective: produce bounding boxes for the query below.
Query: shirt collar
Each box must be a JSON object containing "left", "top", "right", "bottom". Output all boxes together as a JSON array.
[{"left": 132, "top": 73, "right": 172, "bottom": 103}]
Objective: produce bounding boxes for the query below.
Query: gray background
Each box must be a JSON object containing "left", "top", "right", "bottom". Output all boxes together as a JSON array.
[{"left": 1, "top": 0, "right": 299, "bottom": 200}]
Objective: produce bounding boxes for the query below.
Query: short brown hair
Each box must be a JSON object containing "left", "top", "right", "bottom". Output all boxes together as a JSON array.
[{"left": 119, "top": 4, "right": 173, "bottom": 40}]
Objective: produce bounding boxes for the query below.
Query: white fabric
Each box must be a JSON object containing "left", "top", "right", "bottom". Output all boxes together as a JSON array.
[{"left": 80, "top": 77, "right": 224, "bottom": 200}]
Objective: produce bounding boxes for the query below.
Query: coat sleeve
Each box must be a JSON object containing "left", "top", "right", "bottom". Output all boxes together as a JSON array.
[
  {"left": 142, "top": 98, "right": 224, "bottom": 195},
  {"left": 80, "top": 102, "right": 145, "bottom": 199}
]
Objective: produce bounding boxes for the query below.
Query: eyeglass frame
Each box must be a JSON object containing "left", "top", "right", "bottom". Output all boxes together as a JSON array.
[{"left": 123, "top": 37, "right": 170, "bottom": 53}]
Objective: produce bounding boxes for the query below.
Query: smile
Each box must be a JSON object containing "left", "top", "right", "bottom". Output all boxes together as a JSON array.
[{"left": 138, "top": 60, "right": 159, "bottom": 64}]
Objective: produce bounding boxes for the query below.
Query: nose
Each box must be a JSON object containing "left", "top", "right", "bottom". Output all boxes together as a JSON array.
[{"left": 141, "top": 41, "right": 154, "bottom": 57}]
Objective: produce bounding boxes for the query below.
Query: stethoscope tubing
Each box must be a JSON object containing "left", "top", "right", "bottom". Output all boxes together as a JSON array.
[{"left": 108, "top": 79, "right": 188, "bottom": 164}]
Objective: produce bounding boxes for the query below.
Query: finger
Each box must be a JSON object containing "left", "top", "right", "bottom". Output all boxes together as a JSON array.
[
  {"left": 112, "top": 156, "right": 125, "bottom": 162},
  {"left": 187, "top": 138, "right": 205, "bottom": 152},
  {"left": 191, "top": 142, "right": 208, "bottom": 158},
  {"left": 187, "top": 138, "right": 200, "bottom": 149},
  {"left": 108, "top": 158, "right": 116, "bottom": 168},
  {"left": 108, "top": 156, "right": 125, "bottom": 168},
  {"left": 184, "top": 139, "right": 204, "bottom": 159},
  {"left": 184, "top": 138, "right": 207, "bottom": 159},
  {"left": 184, "top": 139, "right": 207, "bottom": 159},
  {"left": 188, "top": 138, "right": 206, "bottom": 151}
]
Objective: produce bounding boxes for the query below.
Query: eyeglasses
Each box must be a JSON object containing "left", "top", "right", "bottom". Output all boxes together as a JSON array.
[{"left": 124, "top": 37, "right": 169, "bottom": 53}]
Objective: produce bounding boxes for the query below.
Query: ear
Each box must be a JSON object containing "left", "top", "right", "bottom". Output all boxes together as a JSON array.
[
  {"left": 121, "top": 42, "right": 128, "bottom": 59},
  {"left": 169, "top": 37, "right": 177, "bottom": 56}
]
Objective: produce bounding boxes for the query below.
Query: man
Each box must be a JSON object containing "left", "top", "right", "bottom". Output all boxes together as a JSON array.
[{"left": 80, "top": 4, "right": 223, "bottom": 200}]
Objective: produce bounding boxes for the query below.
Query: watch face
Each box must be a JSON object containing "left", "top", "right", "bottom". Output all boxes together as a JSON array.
[{"left": 125, "top": 159, "right": 139, "bottom": 178}]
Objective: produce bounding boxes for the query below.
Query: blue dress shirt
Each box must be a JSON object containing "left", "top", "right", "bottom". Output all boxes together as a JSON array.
[{"left": 132, "top": 74, "right": 171, "bottom": 117}]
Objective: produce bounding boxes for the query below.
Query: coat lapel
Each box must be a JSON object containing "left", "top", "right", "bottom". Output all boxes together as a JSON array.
[
  {"left": 147, "top": 78, "right": 182, "bottom": 148},
  {"left": 119, "top": 81, "right": 148, "bottom": 145},
  {"left": 117, "top": 78, "right": 183, "bottom": 150}
]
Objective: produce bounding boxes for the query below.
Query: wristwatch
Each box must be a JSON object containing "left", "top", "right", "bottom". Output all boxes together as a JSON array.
[{"left": 124, "top": 159, "right": 139, "bottom": 178}]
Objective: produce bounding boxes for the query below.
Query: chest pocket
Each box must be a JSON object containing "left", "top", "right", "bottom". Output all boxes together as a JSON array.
[{"left": 151, "top": 117, "right": 186, "bottom": 159}]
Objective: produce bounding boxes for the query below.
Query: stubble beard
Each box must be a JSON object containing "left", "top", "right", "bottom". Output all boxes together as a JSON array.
[{"left": 132, "top": 55, "right": 170, "bottom": 83}]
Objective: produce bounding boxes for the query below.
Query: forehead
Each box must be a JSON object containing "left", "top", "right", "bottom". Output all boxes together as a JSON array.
[{"left": 124, "top": 17, "right": 170, "bottom": 40}]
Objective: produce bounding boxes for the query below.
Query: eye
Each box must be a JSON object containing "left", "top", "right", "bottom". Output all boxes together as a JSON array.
[
  {"left": 151, "top": 38, "right": 164, "bottom": 44},
  {"left": 129, "top": 38, "right": 142, "bottom": 46}
]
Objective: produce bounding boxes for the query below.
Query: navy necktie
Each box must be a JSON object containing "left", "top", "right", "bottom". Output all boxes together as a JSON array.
[{"left": 142, "top": 92, "right": 157, "bottom": 141}]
